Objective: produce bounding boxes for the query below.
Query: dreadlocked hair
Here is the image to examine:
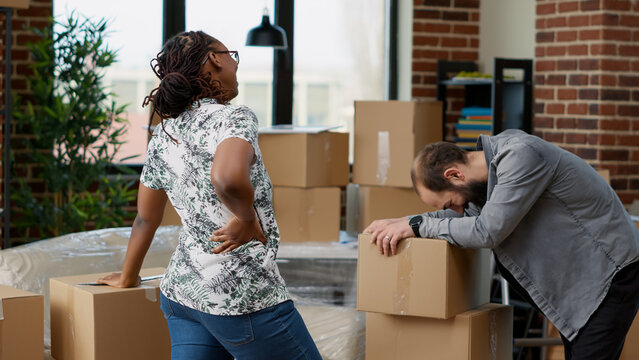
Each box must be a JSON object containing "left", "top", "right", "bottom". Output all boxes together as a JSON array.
[{"left": 142, "top": 31, "right": 233, "bottom": 141}]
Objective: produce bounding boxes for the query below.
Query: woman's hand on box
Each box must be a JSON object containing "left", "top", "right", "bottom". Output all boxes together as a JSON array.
[
  {"left": 363, "top": 217, "right": 414, "bottom": 256},
  {"left": 97, "top": 272, "right": 141, "bottom": 288}
]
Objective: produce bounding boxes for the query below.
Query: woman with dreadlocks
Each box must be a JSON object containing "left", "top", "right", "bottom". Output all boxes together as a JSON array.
[{"left": 98, "top": 31, "right": 322, "bottom": 360}]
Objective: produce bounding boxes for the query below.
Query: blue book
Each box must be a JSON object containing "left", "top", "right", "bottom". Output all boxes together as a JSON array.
[
  {"left": 461, "top": 107, "right": 492, "bottom": 117},
  {"left": 456, "top": 123, "right": 492, "bottom": 131}
]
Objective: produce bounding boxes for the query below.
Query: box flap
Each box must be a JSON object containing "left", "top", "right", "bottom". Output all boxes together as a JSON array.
[
  {"left": 50, "top": 267, "right": 165, "bottom": 294},
  {"left": 0, "top": 284, "right": 40, "bottom": 299},
  {"left": 259, "top": 125, "right": 342, "bottom": 134}
]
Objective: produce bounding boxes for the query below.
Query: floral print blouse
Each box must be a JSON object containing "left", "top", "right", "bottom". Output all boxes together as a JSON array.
[{"left": 140, "top": 98, "right": 290, "bottom": 315}]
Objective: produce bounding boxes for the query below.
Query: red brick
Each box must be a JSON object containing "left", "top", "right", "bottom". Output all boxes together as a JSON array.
[
  {"left": 568, "top": 15, "right": 590, "bottom": 27},
  {"left": 537, "top": 31, "right": 555, "bottom": 43},
  {"left": 535, "top": 75, "right": 546, "bottom": 85},
  {"left": 579, "top": 89, "right": 600, "bottom": 100},
  {"left": 422, "top": 23, "right": 452, "bottom": 33},
  {"left": 580, "top": 0, "right": 601, "bottom": 11},
  {"left": 603, "top": 0, "right": 632, "bottom": 11},
  {"left": 536, "top": 18, "right": 547, "bottom": 30},
  {"left": 559, "top": 1, "right": 580, "bottom": 12},
  {"left": 591, "top": 13, "right": 619, "bottom": 26},
  {"left": 577, "top": 118, "right": 598, "bottom": 129},
  {"left": 601, "top": 59, "right": 630, "bottom": 71},
  {"left": 548, "top": 46, "right": 567, "bottom": 56},
  {"left": 536, "top": 46, "right": 546, "bottom": 57},
  {"left": 415, "top": 49, "right": 449, "bottom": 58},
  {"left": 547, "top": 75, "right": 566, "bottom": 85},
  {"left": 535, "top": 88, "right": 555, "bottom": 100},
  {"left": 451, "top": 51, "right": 478, "bottom": 61},
  {"left": 580, "top": 29, "right": 601, "bottom": 41},
  {"left": 415, "top": 10, "right": 442, "bottom": 19},
  {"left": 454, "top": 0, "right": 479, "bottom": 9},
  {"left": 601, "top": 150, "right": 629, "bottom": 161},
  {"left": 603, "top": 29, "right": 632, "bottom": 41},
  {"left": 470, "top": 12, "right": 479, "bottom": 22},
  {"left": 600, "top": 75, "right": 617, "bottom": 86},
  {"left": 599, "top": 104, "right": 617, "bottom": 116},
  {"left": 442, "top": 11, "right": 469, "bottom": 21},
  {"left": 424, "top": 0, "right": 451, "bottom": 6},
  {"left": 590, "top": 43, "right": 617, "bottom": 56},
  {"left": 547, "top": 103, "right": 566, "bottom": 114},
  {"left": 557, "top": 60, "right": 577, "bottom": 70},
  {"left": 16, "top": 6, "right": 52, "bottom": 17},
  {"left": 579, "top": 59, "right": 600, "bottom": 70},
  {"left": 567, "top": 103, "right": 588, "bottom": 115},
  {"left": 534, "top": 117, "right": 554, "bottom": 128},
  {"left": 620, "top": 46, "right": 639, "bottom": 57},
  {"left": 600, "top": 134, "right": 616, "bottom": 146},
  {"left": 412, "top": 87, "right": 437, "bottom": 98},
  {"left": 557, "top": 30, "right": 578, "bottom": 41},
  {"left": 566, "top": 132, "right": 587, "bottom": 144},
  {"left": 576, "top": 148, "right": 597, "bottom": 160},
  {"left": 543, "top": 132, "right": 565, "bottom": 143},
  {"left": 569, "top": 45, "right": 589, "bottom": 56},
  {"left": 413, "top": 61, "right": 438, "bottom": 71},
  {"left": 619, "top": 105, "right": 639, "bottom": 117},
  {"left": 634, "top": 31, "right": 639, "bottom": 42},
  {"left": 617, "top": 135, "right": 639, "bottom": 146},
  {"left": 442, "top": 37, "right": 468, "bottom": 47},
  {"left": 633, "top": 61, "right": 639, "bottom": 71},
  {"left": 634, "top": 91, "right": 639, "bottom": 102},
  {"left": 620, "top": 15, "right": 639, "bottom": 27},
  {"left": 590, "top": 104, "right": 600, "bottom": 115},
  {"left": 453, "top": 24, "right": 478, "bottom": 34},
  {"left": 414, "top": 36, "right": 439, "bottom": 46},
  {"left": 600, "top": 119, "right": 630, "bottom": 130},
  {"left": 557, "top": 118, "right": 576, "bottom": 128},
  {"left": 548, "top": 17, "right": 568, "bottom": 28},
  {"left": 16, "top": 34, "right": 42, "bottom": 45},
  {"left": 536, "top": 60, "right": 556, "bottom": 72},
  {"left": 558, "top": 89, "right": 578, "bottom": 100},
  {"left": 569, "top": 74, "right": 589, "bottom": 86},
  {"left": 601, "top": 89, "right": 631, "bottom": 101},
  {"left": 534, "top": 102, "right": 545, "bottom": 114},
  {"left": 537, "top": 3, "right": 557, "bottom": 15}
]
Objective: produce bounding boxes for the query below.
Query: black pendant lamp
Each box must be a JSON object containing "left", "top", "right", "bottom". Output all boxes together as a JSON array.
[{"left": 246, "top": 7, "right": 288, "bottom": 50}]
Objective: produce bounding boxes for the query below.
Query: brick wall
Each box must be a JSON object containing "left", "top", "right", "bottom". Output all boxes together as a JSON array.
[
  {"left": 0, "top": 1, "right": 53, "bottom": 244},
  {"left": 412, "top": 0, "right": 480, "bottom": 140},
  {"left": 534, "top": 0, "right": 639, "bottom": 205}
]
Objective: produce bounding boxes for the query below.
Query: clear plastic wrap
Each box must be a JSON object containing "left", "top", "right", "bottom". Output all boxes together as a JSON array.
[{"left": 0, "top": 227, "right": 364, "bottom": 359}]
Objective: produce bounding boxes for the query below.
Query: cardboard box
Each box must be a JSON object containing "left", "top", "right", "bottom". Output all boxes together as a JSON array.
[
  {"left": 259, "top": 131, "right": 349, "bottom": 187},
  {"left": 366, "top": 303, "right": 513, "bottom": 360},
  {"left": 0, "top": 0, "right": 29, "bottom": 9},
  {"left": 357, "top": 234, "right": 486, "bottom": 319},
  {"left": 353, "top": 100, "right": 442, "bottom": 188},
  {"left": 50, "top": 268, "right": 170, "bottom": 360},
  {"left": 0, "top": 285, "right": 43, "bottom": 360},
  {"left": 347, "top": 184, "right": 437, "bottom": 233},
  {"left": 273, "top": 186, "right": 341, "bottom": 242}
]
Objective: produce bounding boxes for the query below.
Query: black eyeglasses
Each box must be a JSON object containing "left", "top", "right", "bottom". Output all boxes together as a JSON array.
[{"left": 201, "top": 50, "right": 240, "bottom": 65}]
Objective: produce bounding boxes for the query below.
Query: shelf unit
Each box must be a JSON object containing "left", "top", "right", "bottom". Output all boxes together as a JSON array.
[{"left": 436, "top": 58, "right": 533, "bottom": 142}]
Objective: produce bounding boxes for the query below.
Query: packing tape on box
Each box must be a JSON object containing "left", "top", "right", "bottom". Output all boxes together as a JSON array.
[
  {"left": 489, "top": 310, "right": 497, "bottom": 360},
  {"left": 140, "top": 285, "right": 158, "bottom": 302},
  {"left": 394, "top": 240, "right": 412, "bottom": 315},
  {"left": 376, "top": 131, "right": 390, "bottom": 185},
  {"left": 0, "top": 298, "right": 3, "bottom": 320}
]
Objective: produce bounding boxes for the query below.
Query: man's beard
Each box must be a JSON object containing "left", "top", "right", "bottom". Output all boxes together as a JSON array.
[{"left": 454, "top": 180, "right": 488, "bottom": 209}]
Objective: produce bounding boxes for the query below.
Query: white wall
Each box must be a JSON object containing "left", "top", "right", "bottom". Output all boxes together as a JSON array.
[
  {"left": 397, "top": 0, "right": 413, "bottom": 101},
  {"left": 478, "top": 0, "right": 535, "bottom": 75}
]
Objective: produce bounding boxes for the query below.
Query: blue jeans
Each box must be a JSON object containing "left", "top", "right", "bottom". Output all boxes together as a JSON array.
[{"left": 160, "top": 293, "right": 323, "bottom": 360}]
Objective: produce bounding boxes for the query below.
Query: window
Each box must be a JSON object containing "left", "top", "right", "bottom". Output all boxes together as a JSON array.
[{"left": 54, "top": 0, "right": 162, "bottom": 165}]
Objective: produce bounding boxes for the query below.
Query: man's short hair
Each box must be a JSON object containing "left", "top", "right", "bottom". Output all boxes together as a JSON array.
[{"left": 411, "top": 142, "right": 468, "bottom": 191}]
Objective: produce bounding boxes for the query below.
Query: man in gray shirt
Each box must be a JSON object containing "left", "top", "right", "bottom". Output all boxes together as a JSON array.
[{"left": 365, "top": 130, "right": 639, "bottom": 360}]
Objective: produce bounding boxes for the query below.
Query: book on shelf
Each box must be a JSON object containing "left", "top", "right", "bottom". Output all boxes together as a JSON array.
[
  {"left": 460, "top": 106, "right": 492, "bottom": 118},
  {"left": 456, "top": 130, "right": 492, "bottom": 138},
  {"left": 456, "top": 123, "right": 492, "bottom": 131}
]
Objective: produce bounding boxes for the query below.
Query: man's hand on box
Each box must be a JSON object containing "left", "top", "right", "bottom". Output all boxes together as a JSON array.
[{"left": 363, "top": 217, "right": 414, "bottom": 256}]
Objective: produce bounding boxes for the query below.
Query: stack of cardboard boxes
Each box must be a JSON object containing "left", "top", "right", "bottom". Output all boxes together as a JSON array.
[
  {"left": 0, "top": 285, "right": 43, "bottom": 359},
  {"left": 259, "top": 129, "right": 349, "bottom": 242},
  {"left": 357, "top": 234, "right": 513, "bottom": 359},
  {"left": 349, "top": 101, "right": 442, "bottom": 233}
]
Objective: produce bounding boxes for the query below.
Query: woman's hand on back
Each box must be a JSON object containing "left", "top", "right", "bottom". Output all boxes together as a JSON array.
[{"left": 210, "top": 216, "right": 267, "bottom": 254}]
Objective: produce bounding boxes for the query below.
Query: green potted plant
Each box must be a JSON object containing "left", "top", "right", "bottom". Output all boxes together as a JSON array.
[{"left": 11, "top": 13, "right": 138, "bottom": 243}]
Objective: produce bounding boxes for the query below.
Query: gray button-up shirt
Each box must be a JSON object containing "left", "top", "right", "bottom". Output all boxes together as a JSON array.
[{"left": 417, "top": 129, "right": 639, "bottom": 341}]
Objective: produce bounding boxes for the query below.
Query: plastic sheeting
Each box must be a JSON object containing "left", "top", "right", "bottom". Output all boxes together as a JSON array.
[{"left": 0, "top": 226, "right": 364, "bottom": 359}]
